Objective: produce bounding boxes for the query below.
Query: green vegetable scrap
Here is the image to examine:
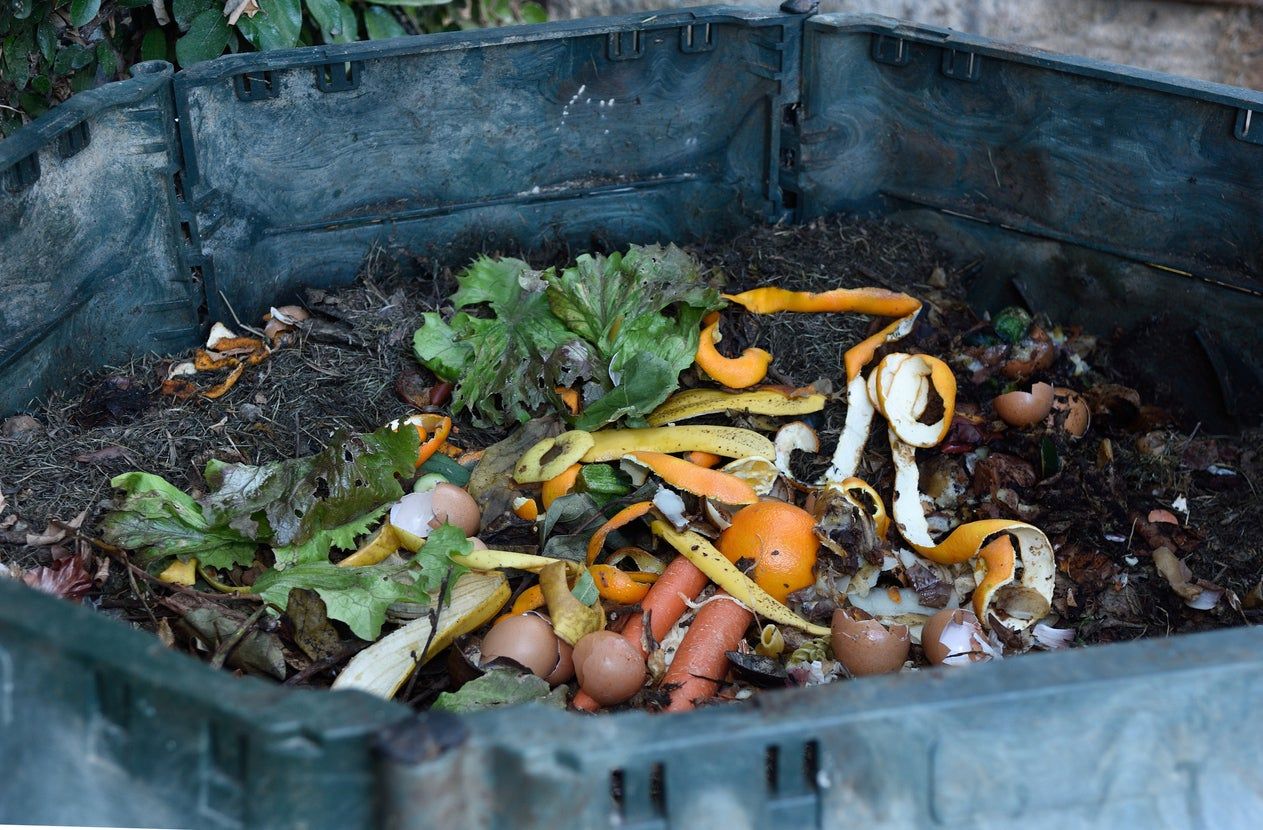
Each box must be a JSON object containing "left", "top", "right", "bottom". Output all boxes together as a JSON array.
[
  {"left": 412, "top": 245, "right": 724, "bottom": 430},
  {"left": 431, "top": 666, "right": 568, "bottom": 713},
  {"left": 101, "top": 424, "right": 419, "bottom": 570}
]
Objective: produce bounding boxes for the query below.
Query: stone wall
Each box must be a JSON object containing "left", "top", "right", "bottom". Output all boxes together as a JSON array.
[{"left": 548, "top": 0, "right": 1263, "bottom": 89}]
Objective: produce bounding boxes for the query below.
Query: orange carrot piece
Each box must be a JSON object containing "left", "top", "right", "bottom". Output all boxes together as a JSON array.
[
  {"left": 585, "top": 501, "right": 654, "bottom": 566},
  {"left": 627, "top": 451, "right": 758, "bottom": 504},
  {"left": 662, "top": 592, "right": 754, "bottom": 712},
  {"left": 572, "top": 555, "right": 709, "bottom": 712},
  {"left": 685, "top": 451, "right": 723, "bottom": 469}
]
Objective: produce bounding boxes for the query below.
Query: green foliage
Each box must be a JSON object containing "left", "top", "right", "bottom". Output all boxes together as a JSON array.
[{"left": 0, "top": 0, "right": 548, "bottom": 137}]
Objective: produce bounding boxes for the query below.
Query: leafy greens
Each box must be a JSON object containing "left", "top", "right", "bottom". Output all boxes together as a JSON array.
[{"left": 412, "top": 244, "right": 723, "bottom": 429}]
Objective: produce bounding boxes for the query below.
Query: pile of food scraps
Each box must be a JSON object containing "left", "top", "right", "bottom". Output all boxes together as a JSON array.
[{"left": 2, "top": 217, "right": 1259, "bottom": 714}]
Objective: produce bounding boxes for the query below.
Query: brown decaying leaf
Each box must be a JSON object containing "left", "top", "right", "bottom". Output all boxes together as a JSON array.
[
  {"left": 21, "top": 555, "right": 94, "bottom": 602},
  {"left": 285, "top": 588, "right": 343, "bottom": 662},
  {"left": 74, "top": 445, "right": 135, "bottom": 465}
]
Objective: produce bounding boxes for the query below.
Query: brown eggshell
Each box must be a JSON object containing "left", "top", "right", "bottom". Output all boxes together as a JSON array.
[
  {"left": 545, "top": 638, "right": 575, "bottom": 685},
  {"left": 1049, "top": 387, "right": 1091, "bottom": 439},
  {"left": 572, "top": 630, "right": 646, "bottom": 706},
  {"left": 921, "top": 608, "right": 990, "bottom": 666},
  {"left": 992, "top": 382, "right": 1055, "bottom": 428},
  {"left": 480, "top": 613, "right": 563, "bottom": 679},
  {"left": 430, "top": 482, "right": 482, "bottom": 535},
  {"left": 1001, "top": 327, "right": 1057, "bottom": 379},
  {"left": 831, "top": 608, "right": 910, "bottom": 676}
]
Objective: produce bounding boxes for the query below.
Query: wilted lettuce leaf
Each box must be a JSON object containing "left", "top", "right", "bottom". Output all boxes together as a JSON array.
[
  {"left": 100, "top": 424, "right": 419, "bottom": 570},
  {"left": 253, "top": 559, "right": 431, "bottom": 641},
  {"left": 272, "top": 505, "right": 389, "bottom": 569},
  {"left": 201, "top": 424, "right": 419, "bottom": 548},
  {"left": 100, "top": 472, "right": 257, "bottom": 569},
  {"left": 431, "top": 667, "right": 568, "bottom": 713},
  {"left": 412, "top": 245, "right": 722, "bottom": 429},
  {"left": 253, "top": 523, "right": 473, "bottom": 639}
]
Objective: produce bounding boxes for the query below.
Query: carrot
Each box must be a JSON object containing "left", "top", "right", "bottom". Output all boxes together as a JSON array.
[
  {"left": 661, "top": 592, "right": 753, "bottom": 712},
  {"left": 572, "top": 555, "right": 709, "bottom": 712}
]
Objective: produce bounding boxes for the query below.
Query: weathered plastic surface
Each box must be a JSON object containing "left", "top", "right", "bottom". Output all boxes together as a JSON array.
[{"left": 3, "top": 5, "right": 1263, "bottom": 829}]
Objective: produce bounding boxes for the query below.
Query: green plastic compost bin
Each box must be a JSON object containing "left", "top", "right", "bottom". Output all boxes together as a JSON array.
[{"left": 3, "top": 4, "right": 1263, "bottom": 828}]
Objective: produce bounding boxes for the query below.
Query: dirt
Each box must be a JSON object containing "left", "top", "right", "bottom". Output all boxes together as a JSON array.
[{"left": 2, "top": 215, "right": 1260, "bottom": 690}]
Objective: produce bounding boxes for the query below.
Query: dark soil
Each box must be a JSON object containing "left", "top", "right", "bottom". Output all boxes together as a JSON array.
[{"left": 2, "top": 216, "right": 1259, "bottom": 678}]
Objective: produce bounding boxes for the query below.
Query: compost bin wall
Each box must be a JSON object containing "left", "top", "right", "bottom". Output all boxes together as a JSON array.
[{"left": 2, "top": 5, "right": 1263, "bottom": 829}]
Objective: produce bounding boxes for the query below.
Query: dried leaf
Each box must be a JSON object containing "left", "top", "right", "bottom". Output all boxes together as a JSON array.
[
  {"left": 21, "top": 556, "right": 93, "bottom": 602},
  {"left": 285, "top": 588, "right": 343, "bottom": 661},
  {"left": 74, "top": 446, "right": 135, "bottom": 465}
]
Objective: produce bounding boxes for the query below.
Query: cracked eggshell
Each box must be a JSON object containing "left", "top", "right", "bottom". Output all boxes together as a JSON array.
[
  {"left": 481, "top": 612, "right": 574, "bottom": 684},
  {"left": 831, "top": 608, "right": 910, "bottom": 676},
  {"left": 921, "top": 608, "right": 991, "bottom": 666}
]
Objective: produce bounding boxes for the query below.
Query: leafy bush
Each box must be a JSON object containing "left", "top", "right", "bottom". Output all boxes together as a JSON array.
[{"left": 0, "top": 0, "right": 546, "bottom": 137}]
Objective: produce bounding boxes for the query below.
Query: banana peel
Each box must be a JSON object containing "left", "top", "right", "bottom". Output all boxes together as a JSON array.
[
  {"left": 331, "top": 571, "right": 510, "bottom": 699},
  {"left": 581, "top": 426, "right": 775, "bottom": 463},
  {"left": 647, "top": 387, "right": 827, "bottom": 426},
  {"left": 453, "top": 548, "right": 583, "bottom": 577},
  {"left": 650, "top": 519, "right": 830, "bottom": 636},
  {"left": 540, "top": 560, "right": 604, "bottom": 645}
]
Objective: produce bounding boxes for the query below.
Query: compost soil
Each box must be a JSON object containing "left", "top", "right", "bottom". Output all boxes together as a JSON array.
[{"left": 2, "top": 216, "right": 1260, "bottom": 693}]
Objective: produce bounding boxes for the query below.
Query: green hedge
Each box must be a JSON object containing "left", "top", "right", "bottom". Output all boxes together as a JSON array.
[{"left": 0, "top": 0, "right": 546, "bottom": 136}]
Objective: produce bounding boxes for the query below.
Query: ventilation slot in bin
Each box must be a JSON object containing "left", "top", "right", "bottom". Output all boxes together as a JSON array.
[
  {"left": 57, "top": 121, "right": 91, "bottom": 159},
  {"left": 233, "top": 71, "right": 277, "bottom": 101},
  {"left": 766, "top": 740, "right": 822, "bottom": 826},
  {"left": 2, "top": 152, "right": 40, "bottom": 193},
  {"left": 316, "top": 62, "right": 361, "bottom": 93},
  {"left": 609, "top": 762, "right": 667, "bottom": 827}
]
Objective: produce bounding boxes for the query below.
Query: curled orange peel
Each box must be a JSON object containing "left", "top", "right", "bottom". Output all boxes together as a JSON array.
[
  {"left": 586, "top": 501, "right": 655, "bottom": 566},
  {"left": 886, "top": 430, "right": 1054, "bottom": 631},
  {"left": 625, "top": 451, "right": 758, "bottom": 505},
  {"left": 870, "top": 353, "right": 956, "bottom": 448},
  {"left": 695, "top": 318, "right": 772, "bottom": 389},
  {"left": 836, "top": 476, "right": 890, "bottom": 539},
  {"left": 589, "top": 565, "right": 657, "bottom": 604},
  {"left": 496, "top": 583, "right": 547, "bottom": 623},
  {"left": 723, "top": 286, "right": 922, "bottom": 381},
  {"left": 541, "top": 463, "right": 582, "bottom": 509},
  {"left": 414, "top": 414, "right": 452, "bottom": 468}
]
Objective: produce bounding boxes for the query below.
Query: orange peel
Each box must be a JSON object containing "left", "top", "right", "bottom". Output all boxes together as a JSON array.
[
  {"left": 823, "top": 373, "right": 877, "bottom": 483},
  {"left": 887, "top": 429, "right": 1054, "bottom": 631},
  {"left": 541, "top": 463, "right": 582, "bottom": 509},
  {"left": 511, "top": 497, "right": 540, "bottom": 522},
  {"left": 624, "top": 451, "right": 758, "bottom": 505},
  {"left": 973, "top": 534, "right": 1018, "bottom": 623},
  {"left": 589, "top": 565, "right": 657, "bottom": 604},
  {"left": 554, "top": 386, "right": 581, "bottom": 415},
  {"left": 586, "top": 501, "right": 655, "bottom": 566},
  {"left": 836, "top": 476, "right": 890, "bottom": 539},
  {"left": 413, "top": 414, "right": 452, "bottom": 468},
  {"left": 201, "top": 362, "right": 245, "bottom": 400},
  {"left": 871, "top": 353, "right": 956, "bottom": 448},
  {"left": 495, "top": 583, "right": 547, "bottom": 624},
  {"left": 695, "top": 318, "right": 772, "bottom": 389},
  {"left": 723, "top": 286, "right": 922, "bottom": 380}
]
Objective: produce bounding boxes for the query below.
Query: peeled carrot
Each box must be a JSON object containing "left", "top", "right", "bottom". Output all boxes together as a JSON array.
[
  {"left": 572, "top": 555, "right": 709, "bottom": 712},
  {"left": 661, "top": 592, "right": 753, "bottom": 712}
]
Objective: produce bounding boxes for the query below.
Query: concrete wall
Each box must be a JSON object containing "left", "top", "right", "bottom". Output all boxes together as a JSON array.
[{"left": 549, "top": 0, "right": 1263, "bottom": 90}]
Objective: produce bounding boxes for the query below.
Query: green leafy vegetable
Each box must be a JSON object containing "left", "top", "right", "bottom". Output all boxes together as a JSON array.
[
  {"left": 431, "top": 667, "right": 568, "bottom": 713},
  {"left": 412, "top": 245, "right": 722, "bottom": 429},
  {"left": 272, "top": 505, "right": 389, "bottom": 569},
  {"left": 253, "top": 523, "right": 473, "bottom": 639},
  {"left": 253, "top": 559, "right": 430, "bottom": 640},
  {"left": 100, "top": 472, "right": 257, "bottom": 569}
]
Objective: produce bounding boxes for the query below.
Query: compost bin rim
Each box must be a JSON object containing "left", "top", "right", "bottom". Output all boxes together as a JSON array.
[{"left": 3, "top": 574, "right": 1259, "bottom": 740}]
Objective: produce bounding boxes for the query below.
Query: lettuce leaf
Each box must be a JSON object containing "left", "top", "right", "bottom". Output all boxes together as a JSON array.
[
  {"left": 100, "top": 472, "right": 257, "bottom": 569},
  {"left": 412, "top": 244, "right": 722, "bottom": 429}
]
